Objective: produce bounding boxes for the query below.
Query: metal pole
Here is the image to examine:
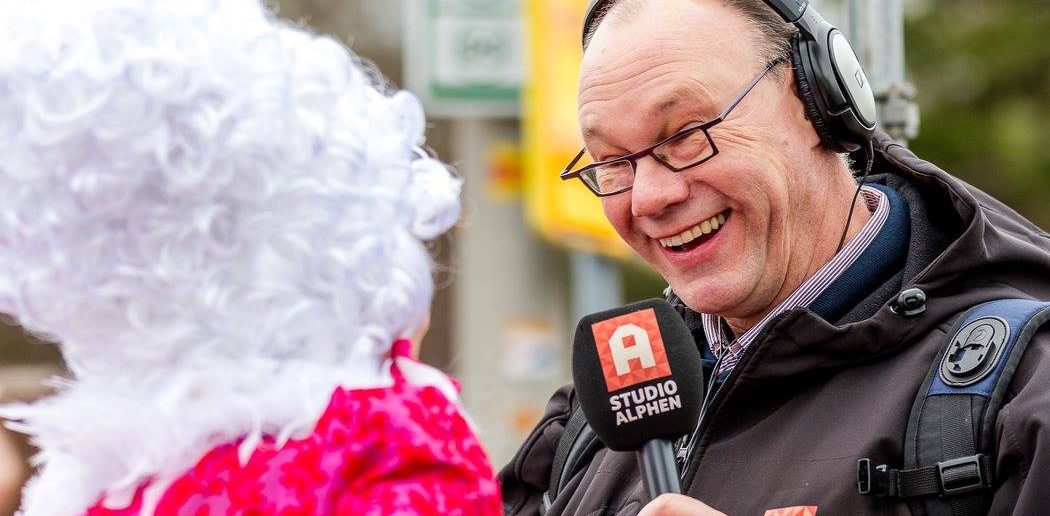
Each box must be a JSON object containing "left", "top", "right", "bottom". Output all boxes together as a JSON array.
[
  {"left": 570, "top": 251, "right": 623, "bottom": 324},
  {"left": 845, "top": 0, "right": 920, "bottom": 144}
]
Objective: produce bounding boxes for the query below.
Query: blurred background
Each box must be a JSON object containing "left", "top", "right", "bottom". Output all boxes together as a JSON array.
[{"left": 0, "top": 0, "right": 1045, "bottom": 511}]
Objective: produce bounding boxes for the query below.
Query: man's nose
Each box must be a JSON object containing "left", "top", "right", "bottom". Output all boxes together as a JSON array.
[{"left": 630, "top": 156, "right": 690, "bottom": 218}]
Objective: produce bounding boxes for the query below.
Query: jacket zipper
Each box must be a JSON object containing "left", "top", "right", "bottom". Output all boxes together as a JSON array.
[
  {"left": 677, "top": 313, "right": 789, "bottom": 487},
  {"left": 675, "top": 355, "right": 722, "bottom": 468}
]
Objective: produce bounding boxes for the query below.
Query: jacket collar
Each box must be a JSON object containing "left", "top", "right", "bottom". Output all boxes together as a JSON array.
[{"left": 672, "top": 131, "right": 1050, "bottom": 382}]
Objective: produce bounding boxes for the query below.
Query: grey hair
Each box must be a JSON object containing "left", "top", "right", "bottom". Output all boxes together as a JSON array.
[{"left": 583, "top": 0, "right": 796, "bottom": 71}]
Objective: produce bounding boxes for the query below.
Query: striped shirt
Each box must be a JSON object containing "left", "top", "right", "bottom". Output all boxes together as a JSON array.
[{"left": 702, "top": 186, "right": 889, "bottom": 377}]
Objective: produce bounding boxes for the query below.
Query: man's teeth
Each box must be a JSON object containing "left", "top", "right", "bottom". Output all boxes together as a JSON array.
[{"left": 659, "top": 213, "right": 727, "bottom": 248}]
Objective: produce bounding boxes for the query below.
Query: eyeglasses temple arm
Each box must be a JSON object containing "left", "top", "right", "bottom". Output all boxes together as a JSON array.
[
  {"left": 561, "top": 148, "right": 588, "bottom": 177},
  {"left": 713, "top": 58, "right": 785, "bottom": 123}
]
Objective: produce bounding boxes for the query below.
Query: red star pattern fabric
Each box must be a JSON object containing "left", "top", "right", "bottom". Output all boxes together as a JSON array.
[
  {"left": 763, "top": 506, "right": 818, "bottom": 516},
  {"left": 85, "top": 346, "right": 501, "bottom": 515}
]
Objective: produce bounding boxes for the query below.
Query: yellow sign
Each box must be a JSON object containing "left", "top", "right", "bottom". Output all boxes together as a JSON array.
[{"left": 522, "top": 0, "right": 628, "bottom": 258}]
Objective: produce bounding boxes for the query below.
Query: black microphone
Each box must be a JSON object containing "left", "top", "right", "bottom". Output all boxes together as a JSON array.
[{"left": 571, "top": 298, "right": 703, "bottom": 500}]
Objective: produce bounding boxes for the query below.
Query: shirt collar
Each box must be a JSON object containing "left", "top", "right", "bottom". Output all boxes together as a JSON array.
[{"left": 702, "top": 185, "right": 891, "bottom": 375}]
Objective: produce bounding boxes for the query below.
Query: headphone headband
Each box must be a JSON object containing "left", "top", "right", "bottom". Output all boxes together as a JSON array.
[{"left": 762, "top": 0, "right": 809, "bottom": 23}]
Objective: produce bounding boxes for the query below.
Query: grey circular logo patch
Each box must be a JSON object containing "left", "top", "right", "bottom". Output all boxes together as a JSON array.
[{"left": 940, "top": 317, "right": 1010, "bottom": 387}]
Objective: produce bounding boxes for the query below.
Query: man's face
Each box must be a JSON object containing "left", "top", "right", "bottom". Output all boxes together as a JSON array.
[{"left": 579, "top": 0, "right": 825, "bottom": 322}]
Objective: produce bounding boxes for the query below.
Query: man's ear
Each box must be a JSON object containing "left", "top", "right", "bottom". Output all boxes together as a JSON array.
[{"left": 782, "top": 73, "right": 825, "bottom": 152}]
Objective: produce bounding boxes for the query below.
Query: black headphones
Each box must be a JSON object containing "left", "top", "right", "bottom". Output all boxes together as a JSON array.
[{"left": 582, "top": 0, "right": 877, "bottom": 153}]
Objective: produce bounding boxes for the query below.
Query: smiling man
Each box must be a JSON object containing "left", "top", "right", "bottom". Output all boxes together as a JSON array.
[
  {"left": 576, "top": 10, "right": 871, "bottom": 336},
  {"left": 501, "top": 0, "right": 1050, "bottom": 515}
]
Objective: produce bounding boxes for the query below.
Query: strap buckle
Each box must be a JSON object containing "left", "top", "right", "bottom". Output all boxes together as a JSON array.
[
  {"left": 937, "top": 454, "right": 987, "bottom": 497},
  {"left": 857, "top": 458, "right": 892, "bottom": 496},
  {"left": 858, "top": 455, "right": 992, "bottom": 499}
]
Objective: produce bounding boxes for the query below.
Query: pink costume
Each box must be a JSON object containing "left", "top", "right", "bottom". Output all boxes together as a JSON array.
[{"left": 86, "top": 341, "right": 502, "bottom": 516}]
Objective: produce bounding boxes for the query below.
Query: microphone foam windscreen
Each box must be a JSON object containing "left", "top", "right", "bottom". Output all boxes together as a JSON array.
[{"left": 572, "top": 298, "right": 703, "bottom": 451}]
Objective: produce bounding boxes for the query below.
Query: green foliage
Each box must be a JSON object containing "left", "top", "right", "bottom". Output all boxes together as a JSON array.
[{"left": 905, "top": 0, "right": 1050, "bottom": 228}]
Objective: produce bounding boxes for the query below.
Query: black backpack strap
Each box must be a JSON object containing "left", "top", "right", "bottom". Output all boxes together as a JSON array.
[
  {"left": 541, "top": 406, "right": 603, "bottom": 515},
  {"left": 858, "top": 298, "right": 1050, "bottom": 515}
]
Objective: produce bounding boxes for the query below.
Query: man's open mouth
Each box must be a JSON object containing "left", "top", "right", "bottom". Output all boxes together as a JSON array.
[{"left": 658, "top": 211, "right": 729, "bottom": 252}]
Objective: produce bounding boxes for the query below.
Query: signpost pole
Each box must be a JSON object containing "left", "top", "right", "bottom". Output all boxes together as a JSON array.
[
  {"left": 844, "top": 0, "right": 920, "bottom": 144},
  {"left": 571, "top": 251, "right": 623, "bottom": 331}
]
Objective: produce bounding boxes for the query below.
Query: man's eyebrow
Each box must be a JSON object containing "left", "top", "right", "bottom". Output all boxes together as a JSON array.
[
  {"left": 581, "top": 124, "right": 604, "bottom": 141},
  {"left": 650, "top": 92, "right": 685, "bottom": 118},
  {"left": 650, "top": 88, "right": 713, "bottom": 121}
]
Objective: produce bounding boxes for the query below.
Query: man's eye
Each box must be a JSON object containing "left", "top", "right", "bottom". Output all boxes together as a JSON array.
[
  {"left": 593, "top": 162, "right": 633, "bottom": 190},
  {"left": 670, "top": 131, "right": 693, "bottom": 143}
]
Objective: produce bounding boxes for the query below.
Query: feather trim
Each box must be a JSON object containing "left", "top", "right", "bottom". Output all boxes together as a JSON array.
[{"left": 1, "top": 355, "right": 398, "bottom": 516}]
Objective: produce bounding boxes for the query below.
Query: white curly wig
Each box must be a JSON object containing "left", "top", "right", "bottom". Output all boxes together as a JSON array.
[{"left": 0, "top": 0, "right": 462, "bottom": 513}]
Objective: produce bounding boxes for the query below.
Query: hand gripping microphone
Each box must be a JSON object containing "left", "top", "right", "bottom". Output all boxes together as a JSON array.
[{"left": 571, "top": 298, "right": 703, "bottom": 500}]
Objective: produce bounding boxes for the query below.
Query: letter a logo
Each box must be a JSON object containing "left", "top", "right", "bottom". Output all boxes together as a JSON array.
[{"left": 592, "top": 308, "right": 672, "bottom": 391}]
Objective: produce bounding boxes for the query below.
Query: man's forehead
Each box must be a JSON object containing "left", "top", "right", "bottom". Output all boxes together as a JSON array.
[
  {"left": 580, "top": 85, "right": 716, "bottom": 141},
  {"left": 576, "top": 0, "right": 765, "bottom": 142},
  {"left": 584, "top": 0, "right": 755, "bottom": 54},
  {"left": 578, "top": 0, "right": 760, "bottom": 94}
]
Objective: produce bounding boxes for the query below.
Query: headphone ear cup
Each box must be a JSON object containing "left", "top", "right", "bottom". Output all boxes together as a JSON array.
[{"left": 790, "top": 35, "right": 840, "bottom": 151}]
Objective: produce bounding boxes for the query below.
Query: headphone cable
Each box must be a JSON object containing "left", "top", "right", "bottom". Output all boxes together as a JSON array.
[{"left": 836, "top": 140, "right": 875, "bottom": 253}]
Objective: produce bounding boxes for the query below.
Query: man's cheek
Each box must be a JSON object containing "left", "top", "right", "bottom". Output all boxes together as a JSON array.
[{"left": 602, "top": 201, "right": 636, "bottom": 241}]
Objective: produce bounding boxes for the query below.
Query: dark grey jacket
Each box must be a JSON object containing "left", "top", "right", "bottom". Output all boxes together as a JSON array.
[{"left": 500, "top": 133, "right": 1050, "bottom": 515}]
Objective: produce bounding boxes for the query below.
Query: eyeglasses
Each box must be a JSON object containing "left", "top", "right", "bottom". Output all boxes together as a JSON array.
[{"left": 561, "top": 57, "right": 786, "bottom": 197}]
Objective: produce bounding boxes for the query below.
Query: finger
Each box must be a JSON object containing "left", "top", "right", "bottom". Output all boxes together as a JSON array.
[{"left": 638, "top": 494, "right": 727, "bottom": 516}]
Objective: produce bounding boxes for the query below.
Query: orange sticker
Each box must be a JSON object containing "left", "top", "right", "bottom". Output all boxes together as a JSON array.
[
  {"left": 591, "top": 308, "right": 672, "bottom": 391},
  {"left": 764, "top": 506, "right": 818, "bottom": 516}
]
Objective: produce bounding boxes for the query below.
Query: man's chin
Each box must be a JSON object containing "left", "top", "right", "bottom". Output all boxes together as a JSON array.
[{"left": 668, "top": 280, "right": 745, "bottom": 317}]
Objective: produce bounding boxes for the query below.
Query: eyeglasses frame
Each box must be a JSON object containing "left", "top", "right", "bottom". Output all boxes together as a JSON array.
[{"left": 560, "top": 57, "right": 787, "bottom": 197}]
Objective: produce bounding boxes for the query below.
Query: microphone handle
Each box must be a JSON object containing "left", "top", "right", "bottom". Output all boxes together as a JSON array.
[{"left": 637, "top": 439, "right": 682, "bottom": 499}]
